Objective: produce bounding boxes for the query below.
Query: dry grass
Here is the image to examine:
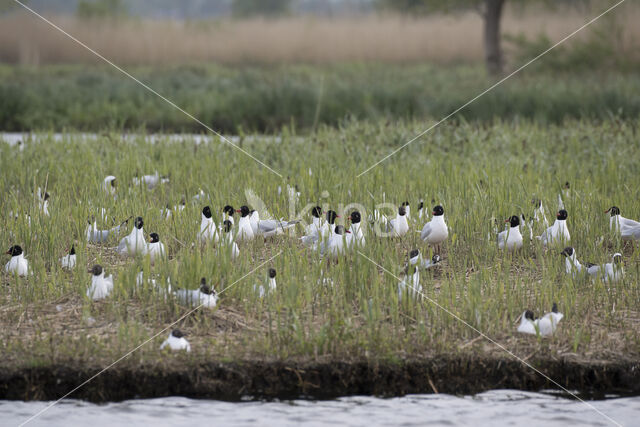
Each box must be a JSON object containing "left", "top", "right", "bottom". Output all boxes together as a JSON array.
[{"left": 1, "top": 5, "right": 639, "bottom": 66}]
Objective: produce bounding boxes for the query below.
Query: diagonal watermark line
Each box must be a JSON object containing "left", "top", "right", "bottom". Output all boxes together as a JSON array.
[
  {"left": 357, "top": 250, "right": 622, "bottom": 427},
  {"left": 12, "top": 0, "right": 283, "bottom": 178},
  {"left": 357, "top": 0, "right": 627, "bottom": 178},
  {"left": 19, "top": 251, "right": 282, "bottom": 427}
]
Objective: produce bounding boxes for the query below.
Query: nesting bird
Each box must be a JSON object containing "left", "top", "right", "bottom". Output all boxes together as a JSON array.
[
  {"left": 117, "top": 217, "right": 147, "bottom": 256},
  {"left": 606, "top": 206, "right": 640, "bottom": 241},
  {"left": 537, "top": 209, "right": 570, "bottom": 246},
  {"left": 174, "top": 278, "right": 218, "bottom": 308},
  {"left": 497, "top": 215, "right": 523, "bottom": 251},
  {"left": 145, "top": 232, "right": 166, "bottom": 264},
  {"left": 86, "top": 265, "right": 114, "bottom": 300},
  {"left": 4, "top": 245, "right": 29, "bottom": 276},
  {"left": 60, "top": 245, "right": 76, "bottom": 270},
  {"left": 160, "top": 329, "right": 191, "bottom": 352},
  {"left": 517, "top": 303, "right": 563, "bottom": 337},
  {"left": 197, "top": 206, "right": 219, "bottom": 243}
]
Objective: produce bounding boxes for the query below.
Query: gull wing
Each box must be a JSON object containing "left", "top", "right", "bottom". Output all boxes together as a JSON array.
[{"left": 420, "top": 221, "right": 432, "bottom": 241}]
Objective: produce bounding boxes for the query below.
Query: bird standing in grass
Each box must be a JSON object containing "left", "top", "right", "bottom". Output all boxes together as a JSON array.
[
  {"left": 197, "top": 206, "right": 219, "bottom": 243},
  {"left": 420, "top": 205, "right": 449, "bottom": 254},
  {"left": 118, "top": 216, "right": 147, "bottom": 256}
]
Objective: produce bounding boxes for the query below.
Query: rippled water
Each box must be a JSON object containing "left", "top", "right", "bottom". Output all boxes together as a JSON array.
[{"left": 3, "top": 391, "right": 639, "bottom": 427}]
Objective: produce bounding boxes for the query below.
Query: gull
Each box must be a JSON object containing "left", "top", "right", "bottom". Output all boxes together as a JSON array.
[
  {"left": 252, "top": 210, "right": 300, "bottom": 238},
  {"left": 220, "top": 220, "right": 240, "bottom": 260},
  {"left": 223, "top": 205, "right": 236, "bottom": 226},
  {"left": 416, "top": 200, "right": 425, "bottom": 221},
  {"left": 236, "top": 205, "right": 255, "bottom": 242},
  {"left": 402, "top": 201, "right": 411, "bottom": 219},
  {"left": 406, "top": 249, "right": 440, "bottom": 271},
  {"left": 560, "top": 247, "right": 600, "bottom": 278},
  {"left": 603, "top": 253, "right": 624, "bottom": 283},
  {"left": 346, "top": 210, "right": 365, "bottom": 248},
  {"left": 145, "top": 232, "right": 166, "bottom": 264},
  {"left": 497, "top": 215, "right": 523, "bottom": 251},
  {"left": 4, "top": 245, "right": 29, "bottom": 276},
  {"left": 387, "top": 205, "right": 409, "bottom": 237},
  {"left": 301, "top": 206, "right": 327, "bottom": 248},
  {"left": 398, "top": 265, "right": 420, "bottom": 300},
  {"left": 160, "top": 329, "right": 191, "bottom": 352},
  {"left": 86, "top": 264, "right": 114, "bottom": 301},
  {"left": 117, "top": 216, "right": 147, "bottom": 256},
  {"left": 162, "top": 197, "right": 186, "bottom": 220},
  {"left": 532, "top": 199, "right": 549, "bottom": 228},
  {"left": 517, "top": 303, "right": 563, "bottom": 337},
  {"left": 420, "top": 205, "right": 449, "bottom": 253},
  {"left": 537, "top": 209, "right": 570, "bottom": 246},
  {"left": 320, "top": 225, "right": 350, "bottom": 258},
  {"left": 197, "top": 206, "right": 219, "bottom": 243},
  {"left": 606, "top": 206, "right": 640, "bottom": 241},
  {"left": 86, "top": 216, "right": 129, "bottom": 244},
  {"left": 254, "top": 268, "right": 277, "bottom": 297},
  {"left": 133, "top": 171, "right": 169, "bottom": 190},
  {"left": 39, "top": 190, "right": 50, "bottom": 216},
  {"left": 174, "top": 278, "right": 218, "bottom": 308},
  {"left": 305, "top": 206, "right": 324, "bottom": 237},
  {"left": 103, "top": 175, "right": 117, "bottom": 194},
  {"left": 60, "top": 245, "right": 76, "bottom": 270}
]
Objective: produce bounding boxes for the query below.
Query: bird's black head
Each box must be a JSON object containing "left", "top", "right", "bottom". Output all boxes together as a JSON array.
[
  {"left": 91, "top": 264, "right": 103, "bottom": 276},
  {"left": 557, "top": 209, "right": 568, "bottom": 220},
  {"left": 199, "top": 278, "right": 212, "bottom": 294},
  {"left": 180, "top": 197, "right": 186, "bottom": 206},
  {"left": 223, "top": 205, "right": 234, "bottom": 216},
  {"left": 44, "top": 192, "right": 50, "bottom": 201},
  {"left": 134, "top": 217, "right": 144, "bottom": 229},
  {"left": 70, "top": 245, "right": 75, "bottom": 255},
  {"left": 417, "top": 200, "right": 424, "bottom": 211},
  {"left": 524, "top": 310, "right": 535, "bottom": 321},
  {"left": 334, "top": 225, "right": 346, "bottom": 235},
  {"left": 432, "top": 205, "right": 444, "bottom": 216},
  {"left": 432, "top": 254, "right": 441, "bottom": 264},
  {"left": 326, "top": 210, "right": 338, "bottom": 224},
  {"left": 222, "top": 220, "right": 232, "bottom": 233},
  {"left": 606, "top": 206, "right": 620, "bottom": 216},
  {"left": 398, "top": 206, "right": 406, "bottom": 216},
  {"left": 202, "top": 206, "right": 212, "bottom": 219},
  {"left": 268, "top": 268, "right": 277, "bottom": 279},
  {"left": 239, "top": 205, "right": 250, "bottom": 217},
  {"left": 149, "top": 232, "right": 160, "bottom": 243},
  {"left": 349, "top": 211, "right": 361, "bottom": 224},
  {"left": 564, "top": 181, "right": 570, "bottom": 189},
  {"left": 111, "top": 178, "right": 116, "bottom": 187},
  {"left": 402, "top": 201, "right": 410, "bottom": 208},
  {"left": 6, "top": 245, "right": 23, "bottom": 256},
  {"left": 311, "top": 206, "right": 322, "bottom": 218},
  {"left": 171, "top": 329, "right": 184, "bottom": 338},
  {"left": 508, "top": 215, "right": 520, "bottom": 228},
  {"left": 409, "top": 249, "right": 420, "bottom": 259},
  {"left": 561, "top": 247, "right": 574, "bottom": 257},
  {"left": 551, "top": 302, "right": 558, "bottom": 314}
]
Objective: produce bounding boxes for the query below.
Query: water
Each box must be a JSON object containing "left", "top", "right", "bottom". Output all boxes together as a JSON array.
[{"left": 3, "top": 391, "right": 639, "bottom": 427}]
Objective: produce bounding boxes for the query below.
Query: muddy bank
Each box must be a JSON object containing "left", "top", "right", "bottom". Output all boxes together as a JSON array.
[{"left": 1, "top": 356, "right": 639, "bottom": 402}]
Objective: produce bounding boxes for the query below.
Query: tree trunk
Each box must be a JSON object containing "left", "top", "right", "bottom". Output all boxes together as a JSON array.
[{"left": 483, "top": 0, "right": 505, "bottom": 76}]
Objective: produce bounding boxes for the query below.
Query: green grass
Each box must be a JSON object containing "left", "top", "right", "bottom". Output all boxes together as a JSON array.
[
  {"left": 1, "top": 64, "right": 640, "bottom": 133},
  {"left": 0, "top": 119, "right": 639, "bottom": 368}
]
